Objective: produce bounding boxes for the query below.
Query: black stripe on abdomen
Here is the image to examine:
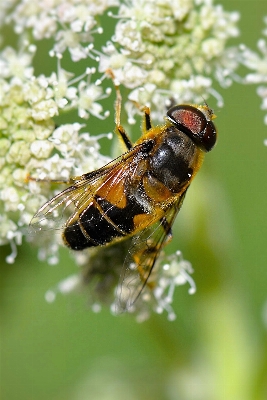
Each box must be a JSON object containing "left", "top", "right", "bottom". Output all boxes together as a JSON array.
[{"left": 63, "top": 195, "right": 146, "bottom": 250}]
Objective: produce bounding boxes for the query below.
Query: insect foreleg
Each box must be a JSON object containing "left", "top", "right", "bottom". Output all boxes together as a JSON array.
[{"left": 106, "top": 69, "right": 133, "bottom": 151}]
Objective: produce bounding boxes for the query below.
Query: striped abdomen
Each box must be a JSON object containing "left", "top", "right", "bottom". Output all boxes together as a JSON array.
[{"left": 63, "top": 194, "right": 146, "bottom": 250}]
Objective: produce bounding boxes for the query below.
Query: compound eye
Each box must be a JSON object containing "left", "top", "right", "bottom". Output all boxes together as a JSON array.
[
  {"left": 167, "top": 105, "right": 206, "bottom": 134},
  {"left": 202, "top": 119, "right": 217, "bottom": 151},
  {"left": 167, "top": 104, "right": 217, "bottom": 152}
]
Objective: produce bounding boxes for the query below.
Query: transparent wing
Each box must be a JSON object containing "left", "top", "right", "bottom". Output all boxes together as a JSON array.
[
  {"left": 115, "top": 190, "right": 187, "bottom": 312},
  {"left": 29, "top": 151, "right": 137, "bottom": 234}
]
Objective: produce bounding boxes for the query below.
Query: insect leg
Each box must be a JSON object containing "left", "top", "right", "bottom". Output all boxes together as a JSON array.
[
  {"left": 141, "top": 105, "right": 152, "bottom": 132},
  {"left": 129, "top": 100, "right": 152, "bottom": 134},
  {"left": 106, "top": 69, "right": 133, "bottom": 151},
  {"left": 116, "top": 124, "right": 133, "bottom": 151},
  {"left": 25, "top": 174, "right": 73, "bottom": 185}
]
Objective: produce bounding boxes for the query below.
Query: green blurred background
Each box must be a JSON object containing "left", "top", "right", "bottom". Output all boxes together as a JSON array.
[{"left": 1, "top": 1, "right": 267, "bottom": 399}]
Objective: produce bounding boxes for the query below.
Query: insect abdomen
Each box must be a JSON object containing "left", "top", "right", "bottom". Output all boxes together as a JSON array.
[{"left": 63, "top": 195, "right": 145, "bottom": 250}]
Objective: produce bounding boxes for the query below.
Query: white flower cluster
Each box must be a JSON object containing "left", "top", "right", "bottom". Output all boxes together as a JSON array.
[
  {"left": 0, "top": 43, "right": 111, "bottom": 263},
  {"left": 121, "top": 250, "right": 196, "bottom": 322},
  {"left": 0, "top": 0, "right": 241, "bottom": 318},
  {"left": 45, "top": 246, "right": 195, "bottom": 322},
  {"left": 241, "top": 17, "right": 267, "bottom": 127},
  {"left": 98, "top": 0, "right": 240, "bottom": 122},
  {"left": 6, "top": 0, "right": 118, "bottom": 61}
]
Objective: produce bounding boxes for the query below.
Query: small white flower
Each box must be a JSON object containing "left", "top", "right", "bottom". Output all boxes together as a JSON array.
[
  {"left": 241, "top": 17, "right": 267, "bottom": 125},
  {"left": 30, "top": 140, "right": 54, "bottom": 159},
  {"left": 0, "top": 46, "right": 34, "bottom": 80},
  {"left": 1, "top": 187, "right": 20, "bottom": 211},
  {"left": 76, "top": 81, "right": 107, "bottom": 119}
]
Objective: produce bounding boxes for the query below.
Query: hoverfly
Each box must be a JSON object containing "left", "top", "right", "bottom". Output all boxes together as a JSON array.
[{"left": 30, "top": 73, "right": 217, "bottom": 311}]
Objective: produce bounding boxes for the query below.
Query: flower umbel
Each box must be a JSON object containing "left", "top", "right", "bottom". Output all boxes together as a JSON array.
[
  {"left": 0, "top": 44, "right": 111, "bottom": 263},
  {"left": 1, "top": 0, "right": 241, "bottom": 319},
  {"left": 99, "top": 0, "right": 240, "bottom": 122},
  {"left": 45, "top": 243, "right": 195, "bottom": 322}
]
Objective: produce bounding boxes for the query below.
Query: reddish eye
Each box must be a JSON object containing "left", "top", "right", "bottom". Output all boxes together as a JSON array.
[{"left": 167, "top": 104, "right": 217, "bottom": 152}]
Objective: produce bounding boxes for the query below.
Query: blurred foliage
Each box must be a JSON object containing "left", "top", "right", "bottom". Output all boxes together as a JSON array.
[{"left": 1, "top": 1, "right": 267, "bottom": 399}]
